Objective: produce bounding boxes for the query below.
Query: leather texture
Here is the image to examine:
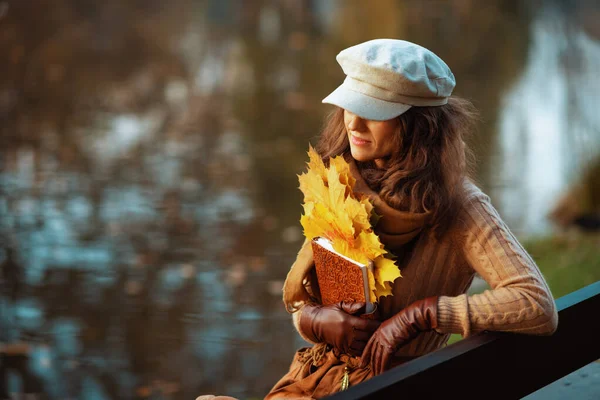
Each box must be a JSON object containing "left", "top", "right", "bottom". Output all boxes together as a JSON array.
[
  {"left": 360, "top": 296, "right": 439, "bottom": 375},
  {"left": 299, "top": 301, "right": 381, "bottom": 357}
]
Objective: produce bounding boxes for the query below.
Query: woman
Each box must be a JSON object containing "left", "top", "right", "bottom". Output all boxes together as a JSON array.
[{"left": 266, "top": 39, "right": 558, "bottom": 399}]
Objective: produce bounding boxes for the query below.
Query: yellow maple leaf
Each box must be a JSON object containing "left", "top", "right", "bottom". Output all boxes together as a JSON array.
[
  {"left": 298, "top": 146, "right": 402, "bottom": 302},
  {"left": 359, "top": 196, "right": 376, "bottom": 219},
  {"left": 301, "top": 212, "right": 334, "bottom": 241},
  {"left": 355, "top": 231, "right": 386, "bottom": 260},
  {"left": 313, "top": 202, "right": 354, "bottom": 244},
  {"left": 330, "top": 155, "right": 356, "bottom": 190},
  {"left": 333, "top": 239, "right": 368, "bottom": 265},
  {"left": 326, "top": 164, "right": 347, "bottom": 211},
  {"left": 374, "top": 280, "right": 393, "bottom": 298},
  {"left": 345, "top": 197, "right": 372, "bottom": 233},
  {"left": 366, "top": 269, "right": 377, "bottom": 303},
  {"left": 373, "top": 256, "right": 401, "bottom": 298},
  {"left": 298, "top": 169, "right": 328, "bottom": 206},
  {"left": 306, "top": 145, "right": 328, "bottom": 181}
]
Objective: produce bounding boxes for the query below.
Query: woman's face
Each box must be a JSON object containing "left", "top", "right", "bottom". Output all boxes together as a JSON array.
[{"left": 344, "top": 110, "right": 399, "bottom": 168}]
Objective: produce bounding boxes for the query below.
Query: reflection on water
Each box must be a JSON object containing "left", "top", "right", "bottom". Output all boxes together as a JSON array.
[
  {"left": 497, "top": 2, "right": 600, "bottom": 234},
  {"left": 0, "top": 0, "right": 599, "bottom": 399}
]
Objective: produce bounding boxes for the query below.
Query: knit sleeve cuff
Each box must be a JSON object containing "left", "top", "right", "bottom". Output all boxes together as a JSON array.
[{"left": 436, "top": 294, "right": 471, "bottom": 337}]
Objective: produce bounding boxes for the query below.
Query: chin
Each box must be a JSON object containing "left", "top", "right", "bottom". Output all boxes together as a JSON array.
[{"left": 350, "top": 148, "right": 373, "bottom": 162}]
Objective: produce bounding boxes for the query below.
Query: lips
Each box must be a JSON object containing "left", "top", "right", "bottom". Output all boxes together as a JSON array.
[{"left": 350, "top": 135, "right": 370, "bottom": 146}]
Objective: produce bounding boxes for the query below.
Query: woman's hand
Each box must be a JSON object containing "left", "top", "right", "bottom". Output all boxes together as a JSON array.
[
  {"left": 360, "top": 297, "right": 439, "bottom": 375},
  {"left": 299, "top": 302, "right": 381, "bottom": 357}
]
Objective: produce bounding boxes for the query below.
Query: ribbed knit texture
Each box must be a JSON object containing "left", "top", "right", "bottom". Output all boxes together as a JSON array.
[{"left": 292, "top": 183, "right": 558, "bottom": 357}]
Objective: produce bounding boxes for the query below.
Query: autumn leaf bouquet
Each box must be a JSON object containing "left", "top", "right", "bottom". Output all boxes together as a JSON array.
[{"left": 298, "top": 146, "right": 401, "bottom": 303}]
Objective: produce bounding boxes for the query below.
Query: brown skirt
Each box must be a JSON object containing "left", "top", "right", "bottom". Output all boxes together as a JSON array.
[{"left": 265, "top": 344, "right": 414, "bottom": 400}]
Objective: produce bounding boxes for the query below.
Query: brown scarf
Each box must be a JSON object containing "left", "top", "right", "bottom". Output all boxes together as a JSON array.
[{"left": 282, "top": 160, "right": 430, "bottom": 313}]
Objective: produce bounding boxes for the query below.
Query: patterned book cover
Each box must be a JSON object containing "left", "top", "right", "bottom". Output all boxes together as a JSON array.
[{"left": 311, "top": 237, "right": 375, "bottom": 314}]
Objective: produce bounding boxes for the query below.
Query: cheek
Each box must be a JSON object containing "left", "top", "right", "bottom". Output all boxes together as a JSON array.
[
  {"left": 373, "top": 125, "right": 398, "bottom": 148},
  {"left": 344, "top": 122, "right": 353, "bottom": 136}
]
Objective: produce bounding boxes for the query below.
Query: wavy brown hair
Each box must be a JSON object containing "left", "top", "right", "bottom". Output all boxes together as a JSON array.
[{"left": 315, "top": 96, "right": 479, "bottom": 235}]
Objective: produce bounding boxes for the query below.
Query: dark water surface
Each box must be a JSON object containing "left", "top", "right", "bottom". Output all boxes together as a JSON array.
[{"left": 1, "top": 0, "right": 599, "bottom": 398}]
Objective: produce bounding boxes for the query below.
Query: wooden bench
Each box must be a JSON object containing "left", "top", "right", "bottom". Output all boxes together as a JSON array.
[{"left": 329, "top": 281, "right": 600, "bottom": 399}]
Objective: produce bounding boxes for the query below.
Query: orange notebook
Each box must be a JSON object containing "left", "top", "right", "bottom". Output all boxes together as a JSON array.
[{"left": 311, "top": 237, "right": 376, "bottom": 314}]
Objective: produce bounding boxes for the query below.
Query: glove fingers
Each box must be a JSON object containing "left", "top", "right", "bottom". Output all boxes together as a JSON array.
[
  {"left": 352, "top": 329, "right": 373, "bottom": 343},
  {"left": 349, "top": 341, "right": 366, "bottom": 357},
  {"left": 340, "top": 301, "right": 366, "bottom": 315},
  {"left": 374, "top": 343, "right": 384, "bottom": 375},
  {"left": 381, "top": 347, "right": 393, "bottom": 374},
  {"left": 360, "top": 338, "right": 375, "bottom": 369},
  {"left": 353, "top": 318, "right": 381, "bottom": 334},
  {"left": 348, "top": 348, "right": 362, "bottom": 357}
]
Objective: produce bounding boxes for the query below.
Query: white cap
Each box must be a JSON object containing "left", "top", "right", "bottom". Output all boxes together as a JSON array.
[{"left": 322, "top": 39, "right": 456, "bottom": 121}]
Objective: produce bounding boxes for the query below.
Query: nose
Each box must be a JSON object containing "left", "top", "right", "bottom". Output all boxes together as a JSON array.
[{"left": 347, "top": 113, "right": 366, "bottom": 131}]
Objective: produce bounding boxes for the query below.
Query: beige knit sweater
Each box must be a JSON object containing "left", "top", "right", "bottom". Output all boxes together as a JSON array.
[{"left": 292, "top": 183, "right": 558, "bottom": 357}]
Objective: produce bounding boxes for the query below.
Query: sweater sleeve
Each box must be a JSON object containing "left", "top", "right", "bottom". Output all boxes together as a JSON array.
[{"left": 436, "top": 192, "right": 558, "bottom": 337}]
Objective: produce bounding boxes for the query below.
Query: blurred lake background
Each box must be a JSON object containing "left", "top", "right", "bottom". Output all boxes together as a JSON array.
[{"left": 1, "top": 0, "right": 600, "bottom": 399}]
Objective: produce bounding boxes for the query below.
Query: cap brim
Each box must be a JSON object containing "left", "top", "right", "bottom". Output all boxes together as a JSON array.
[{"left": 322, "top": 84, "right": 412, "bottom": 121}]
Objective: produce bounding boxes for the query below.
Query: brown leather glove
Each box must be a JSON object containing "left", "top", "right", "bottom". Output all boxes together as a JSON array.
[
  {"left": 299, "top": 302, "right": 381, "bottom": 357},
  {"left": 360, "top": 296, "right": 439, "bottom": 375}
]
